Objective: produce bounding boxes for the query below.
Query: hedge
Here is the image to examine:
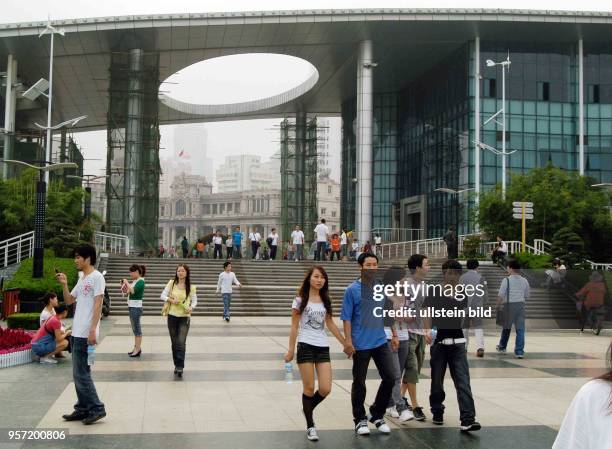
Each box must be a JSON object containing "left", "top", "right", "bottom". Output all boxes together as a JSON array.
[
  {"left": 6, "top": 313, "right": 41, "bottom": 330},
  {"left": 3, "top": 255, "right": 78, "bottom": 305}
]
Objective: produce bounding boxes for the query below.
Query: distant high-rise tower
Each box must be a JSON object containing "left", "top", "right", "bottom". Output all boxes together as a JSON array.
[{"left": 173, "top": 125, "right": 214, "bottom": 182}]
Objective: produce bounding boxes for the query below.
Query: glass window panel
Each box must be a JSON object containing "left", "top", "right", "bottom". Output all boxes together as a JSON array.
[
  {"left": 587, "top": 104, "right": 600, "bottom": 118},
  {"left": 588, "top": 120, "right": 600, "bottom": 135},
  {"left": 537, "top": 119, "right": 549, "bottom": 134},
  {"left": 524, "top": 118, "right": 536, "bottom": 133},
  {"left": 524, "top": 151, "right": 536, "bottom": 168},
  {"left": 601, "top": 120, "right": 612, "bottom": 135},
  {"left": 550, "top": 119, "right": 562, "bottom": 134},
  {"left": 510, "top": 100, "right": 522, "bottom": 114},
  {"left": 563, "top": 103, "right": 573, "bottom": 117},
  {"left": 524, "top": 101, "right": 536, "bottom": 115},
  {"left": 550, "top": 103, "right": 562, "bottom": 117},
  {"left": 537, "top": 102, "right": 549, "bottom": 115}
]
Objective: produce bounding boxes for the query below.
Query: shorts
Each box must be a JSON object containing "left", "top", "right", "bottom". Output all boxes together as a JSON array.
[
  {"left": 129, "top": 307, "right": 143, "bottom": 337},
  {"left": 403, "top": 333, "right": 425, "bottom": 384},
  {"left": 32, "top": 334, "right": 56, "bottom": 357},
  {"left": 296, "top": 342, "right": 331, "bottom": 364}
]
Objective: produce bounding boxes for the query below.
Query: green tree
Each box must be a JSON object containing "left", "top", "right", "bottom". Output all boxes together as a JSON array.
[
  {"left": 550, "top": 227, "right": 586, "bottom": 267},
  {"left": 0, "top": 169, "right": 96, "bottom": 255},
  {"left": 476, "top": 165, "right": 611, "bottom": 261}
]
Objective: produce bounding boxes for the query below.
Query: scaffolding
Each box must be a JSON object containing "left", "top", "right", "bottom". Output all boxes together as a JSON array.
[
  {"left": 106, "top": 48, "right": 160, "bottom": 254},
  {"left": 280, "top": 115, "right": 319, "bottom": 248}
]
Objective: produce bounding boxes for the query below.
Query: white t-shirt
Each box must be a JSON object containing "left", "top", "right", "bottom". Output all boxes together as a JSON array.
[
  {"left": 340, "top": 232, "right": 347, "bottom": 245},
  {"left": 553, "top": 379, "right": 612, "bottom": 449},
  {"left": 249, "top": 232, "right": 261, "bottom": 242},
  {"left": 40, "top": 308, "right": 55, "bottom": 326},
  {"left": 498, "top": 240, "right": 508, "bottom": 253},
  {"left": 374, "top": 236, "right": 382, "bottom": 245},
  {"left": 291, "top": 230, "right": 305, "bottom": 245},
  {"left": 268, "top": 233, "right": 279, "bottom": 245},
  {"left": 70, "top": 270, "right": 105, "bottom": 339},
  {"left": 217, "top": 271, "right": 241, "bottom": 294},
  {"left": 314, "top": 223, "right": 329, "bottom": 242},
  {"left": 213, "top": 236, "right": 223, "bottom": 245},
  {"left": 292, "top": 297, "right": 329, "bottom": 348},
  {"left": 225, "top": 237, "right": 233, "bottom": 247},
  {"left": 352, "top": 242, "right": 359, "bottom": 251}
]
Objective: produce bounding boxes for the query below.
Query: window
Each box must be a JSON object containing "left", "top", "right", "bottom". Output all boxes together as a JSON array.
[
  {"left": 227, "top": 203, "right": 233, "bottom": 212},
  {"left": 537, "top": 82, "right": 550, "bottom": 101},
  {"left": 328, "top": 185, "right": 332, "bottom": 193},
  {"left": 212, "top": 204, "right": 218, "bottom": 214},
  {"left": 203, "top": 204, "right": 211, "bottom": 215},
  {"left": 588, "top": 84, "right": 600, "bottom": 103},
  {"left": 483, "top": 78, "right": 496, "bottom": 98},
  {"left": 220, "top": 204, "right": 225, "bottom": 214},
  {"left": 332, "top": 211, "right": 337, "bottom": 218},
  {"left": 321, "top": 207, "right": 327, "bottom": 215},
  {"left": 160, "top": 205, "right": 165, "bottom": 217},
  {"left": 235, "top": 202, "right": 240, "bottom": 213},
  {"left": 175, "top": 200, "right": 186, "bottom": 216}
]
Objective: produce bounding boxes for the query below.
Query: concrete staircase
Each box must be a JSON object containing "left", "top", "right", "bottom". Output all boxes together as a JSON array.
[{"left": 102, "top": 256, "right": 577, "bottom": 320}]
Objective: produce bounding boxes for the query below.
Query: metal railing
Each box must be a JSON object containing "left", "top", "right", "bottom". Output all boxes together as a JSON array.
[
  {"left": 370, "top": 228, "right": 424, "bottom": 243},
  {"left": 0, "top": 231, "right": 35, "bottom": 269},
  {"left": 586, "top": 260, "right": 612, "bottom": 271},
  {"left": 94, "top": 231, "right": 130, "bottom": 255},
  {"left": 533, "top": 239, "right": 551, "bottom": 255}
]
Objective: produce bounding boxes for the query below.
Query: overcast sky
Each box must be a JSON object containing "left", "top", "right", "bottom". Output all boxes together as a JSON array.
[{"left": 4, "top": 0, "right": 612, "bottom": 185}]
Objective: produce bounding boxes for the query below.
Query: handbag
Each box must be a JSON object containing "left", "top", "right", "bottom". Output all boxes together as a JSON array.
[
  {"left": 161, "top": 280, "right": 173, "bottom": 316},
  {"left": 496, "top": 277, "right": 510, "bottom": 327}
]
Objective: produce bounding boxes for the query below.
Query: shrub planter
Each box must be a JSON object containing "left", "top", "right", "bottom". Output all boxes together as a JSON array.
[{"left": 0, "top": 345, "right": 33, "bottom": 369}]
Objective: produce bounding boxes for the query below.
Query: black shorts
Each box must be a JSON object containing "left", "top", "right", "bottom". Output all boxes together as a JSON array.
[{"left": 296, "top": 342, "right": 331, "bottom": 364}]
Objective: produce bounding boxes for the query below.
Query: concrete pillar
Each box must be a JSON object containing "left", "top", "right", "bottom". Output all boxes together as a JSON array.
[
  {"left": 578, "top": 38, "right": 585, "bottom": 175},
  {"left": 356, "top": 40, "right": 374, "bottom": 245},
  {"left": 123, "top": 48, "right": 144, "bottom": 249},
  {"left": 295, "top": 111, "right": 307, "bottom": 228},
  {"left": 3, "top": 55, "right": 17, "bottom": 179}
]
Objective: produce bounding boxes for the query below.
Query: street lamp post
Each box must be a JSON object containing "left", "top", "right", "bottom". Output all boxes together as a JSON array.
[
  {"left": 474, "top": 55, "right": 516, "bottom": 201},
  {"left": 435, "top": 187, "right": 474, "bottom": 258},
  {"left": 0, "top": 159, "right": 77, "bottom": 278},
  {"left": 67, "top": 175, "right": 107, "bottom": 220}
]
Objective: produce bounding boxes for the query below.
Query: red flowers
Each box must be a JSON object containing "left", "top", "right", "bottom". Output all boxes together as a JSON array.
[{"left": 0, "top": 327, "right": 33, "bottom": 354}]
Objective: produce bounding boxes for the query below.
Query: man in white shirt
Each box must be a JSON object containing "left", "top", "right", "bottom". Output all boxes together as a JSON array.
[
  {"left": 213, "top": 230, "right": 223, "bottom": 259},
  {"left": 492, "top": 236, "right": 508, "bottom": 265},
  {"left": 291, "top": 225, "right": 305, "bottom": 261},
  {"left": 340, "top": 228, "right": 348, "bottom": 259},
  {"left": 313, "top": 218, "right": 330, "bottom": 261},
  {"left": 496, "top": 259, "right": 530, "bottom": 358},
  {"left": 216, "top": 261, "right": 241, "bottom": 322},
  {"left": 374, "top": 234, "right": 382, "bottom": 256},
  {"left": 56, "top": 244, "right": 106, "bottom": 425},
  {"left": 249, "top": 229, "right": 262, "bottom": 260},
  {"left": 267, "top": 228, "right": 279, "bottom": 261}
]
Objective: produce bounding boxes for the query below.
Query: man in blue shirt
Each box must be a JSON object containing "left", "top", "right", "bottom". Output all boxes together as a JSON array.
[
  {"left": 341, "top": 252, "right": 397, "bottom": 436},
  {"left": 232, "top": 226, "right": 242, "bottom": 259}
]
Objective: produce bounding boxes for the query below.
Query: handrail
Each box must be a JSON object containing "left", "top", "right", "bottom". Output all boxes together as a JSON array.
[
  {"left": 94, "top": 231, "right": 130, "bottom": 256},
  {"left": 370, "top": 228, "right": 424, "bottom": 242},
  {"left": 585, "top": 260, "right": 612, "bottom": 271},
  {"left": 0, "top": 231, "right": 35, "bottom": 270}
]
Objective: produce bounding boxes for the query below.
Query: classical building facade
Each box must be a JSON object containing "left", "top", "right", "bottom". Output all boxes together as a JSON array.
[{"left": 158, "top": 174, "right": 281, "bottom": 249}]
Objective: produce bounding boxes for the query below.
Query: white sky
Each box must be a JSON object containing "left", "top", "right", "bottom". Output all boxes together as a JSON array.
[{"left": 4, "top": 0, "right": 612, "bottom": 185}]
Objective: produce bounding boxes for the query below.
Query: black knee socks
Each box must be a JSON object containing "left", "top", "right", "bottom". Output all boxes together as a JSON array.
[{"left": 302, "top": 391, "right": 327, "bottom": 429}]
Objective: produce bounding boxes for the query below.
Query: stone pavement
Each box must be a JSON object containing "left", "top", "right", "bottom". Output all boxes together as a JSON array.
[{"left": 0, "top": 316, "right": 609, "bottom": 449}]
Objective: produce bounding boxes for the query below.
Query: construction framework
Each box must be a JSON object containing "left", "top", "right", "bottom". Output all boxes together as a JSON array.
[
  {"left": 280, "top": 115, "right": 319, "bottom": 249},
  {"left": 106, "top": 48, "right": 161, "bottom": 254}
]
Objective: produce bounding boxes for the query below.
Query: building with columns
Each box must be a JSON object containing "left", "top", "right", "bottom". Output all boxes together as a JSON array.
[
  {"left": 3, "top": 9, "right": 612, "bottom": 249},
  {"left": 158, "top": 174, "right": 282, "bottom": 249}
]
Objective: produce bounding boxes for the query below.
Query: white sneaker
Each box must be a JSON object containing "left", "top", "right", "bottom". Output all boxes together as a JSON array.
[
  {"left": 306, "top": 427, "right": 319, "bottom": 441},
  {"left": 398, "top": 409, "right": 414, "bottom": 422},
  {"left": 39, "top": 357, "right": 58, "bottom": 365},
  {"left": 373, "top": 419, "right": 391, "bottom": 433},
  {"left": 355, "top": 419, "right": 370, "bottom": 435},
  {"left": 386, "top": 407, "right": 399, "bottom": 418}
]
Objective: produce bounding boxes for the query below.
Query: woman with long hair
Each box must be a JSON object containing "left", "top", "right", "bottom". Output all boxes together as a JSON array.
[
  {"left": 553, "top": 342, "right": 612, "bottom": 448},
  {"left": 122, "top": 264, "right": 146, "bottom": 357},
  {"left": 161, "top": 264, "right": 198, "bottom": 378},
  {"left": 284, "top": 266, "right": 348, "bottom": 441}
]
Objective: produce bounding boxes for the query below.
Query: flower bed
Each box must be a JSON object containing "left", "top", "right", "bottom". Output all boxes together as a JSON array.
[{"left": 0, "top": 327, "right": 34, "bottom": 369}]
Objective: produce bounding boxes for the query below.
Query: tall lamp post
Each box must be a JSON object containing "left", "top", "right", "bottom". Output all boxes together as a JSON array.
[
  {"left": 67, "top": 175, "right": 107, "bottom": 220},
  {"left": 474, "top": 54, "right": 517, "bottom": 201},
  {"left": 435, "top": 187, "right": 474, "bottom": 258},
  {"left": 0, "top": 159, "right": 77, "bottom": 278}
]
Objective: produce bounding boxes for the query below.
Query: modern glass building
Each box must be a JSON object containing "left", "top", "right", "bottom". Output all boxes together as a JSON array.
[{"left": 341, "top": 40, "right": 612, "bottom": 238}]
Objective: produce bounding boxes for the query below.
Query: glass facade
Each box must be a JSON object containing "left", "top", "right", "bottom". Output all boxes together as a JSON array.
[{"left": 341, "top": 39, "right": 612, "bottom": 238}]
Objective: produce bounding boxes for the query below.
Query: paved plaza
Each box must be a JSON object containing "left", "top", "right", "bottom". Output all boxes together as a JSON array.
[{"left": 1, "top": 315, "right": 609, "bottom": 449}]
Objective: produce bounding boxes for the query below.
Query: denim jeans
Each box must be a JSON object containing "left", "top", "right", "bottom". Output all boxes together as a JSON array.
[
  {"left": 167, "top": 315, "right": 190, "bottom": 369},
  {"left": 71, "top": 337, "right": 105, "bottom": 415},
  {"left": 222, "top": 293, "right": 232, "bottom": 318},
  {"left": 294, "top": 244, "right": 303, "bottom": 260},
  {"left": 128, "top": 307, "right": 143, "bottom": 337},
  {"left": 233, "top": 245, "right": 241, "bottom": 259},
  {"left": 214, "top": 244, "right": 222, "bottom": 259},
  {"left": 315, "top": 241, "right": 326, "bottom": 261},
  {"left": 429, "top": 343, "right": 475, "bottom": 423},
  {"left": 387, "top": 339, "right": 410, "bottom": 412},
  {"left": 497, "top": 302, "right": 526, "bottom": 356},
  {"left": 351, "top": 342, "right": 396, "bottom": 423}
]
